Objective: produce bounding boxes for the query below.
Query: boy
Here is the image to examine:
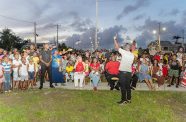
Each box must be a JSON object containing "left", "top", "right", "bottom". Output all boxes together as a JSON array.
[
  {"left": 2, "top": 56, "right": 12, "bottom": 92},
  {"left": 27, "top": 58, "right": 36, "bottom": 89}
]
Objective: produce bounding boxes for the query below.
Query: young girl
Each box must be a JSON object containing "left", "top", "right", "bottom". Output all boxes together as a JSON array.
[
  {"left": 32, "top": 52, "right": 39, "bottom": 86},
  {"left": 65, "top": 62, "right": 74, "bottom": 82},
  {"left": 138, "top": 59, "right": 155, "bottom": 90},
  {"left": 74, "top": 56, "right": 85, "bottom": 88},
  {"left": 19, "top": 58, "right": 28, "bottom": 90},
  {"left": 89, "top": 58, "right": 100, "bottom": 91},
  {"left": 162, "top": 60, "right": 169, "bottom": 79},
  {"left": 27, "top": 58, "right": 36, "bottom": 89},
  {"left": 12, "top": 54, "right": 21, "bottom": 89},
  {"left": 0, "top": 59, "right": 4, "bottom": 93},
  {"left": 84, "top": 59, "right": 90, "bottom": 76},
  {"left": 2, "top": 56, "right": 12, "bottom": 92},
  {"left": 151, "top": 60, "right": 165, "bottom": 87}
]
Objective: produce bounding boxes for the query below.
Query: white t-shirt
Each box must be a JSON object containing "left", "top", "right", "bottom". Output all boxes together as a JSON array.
[
  {"left": 118, "top": 48, "right": 134, "bottom": 72},
  {"left": 12, "top": 59, "right": 21, "bottom": 72},
  {"left": 28, "top": 63, "right": 34, "bottom": 72},
  {"left": 20, "top": 63, "right": 28, "bottom": 76}
]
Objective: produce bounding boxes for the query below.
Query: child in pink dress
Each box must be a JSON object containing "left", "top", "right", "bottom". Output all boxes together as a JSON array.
[{"left": 0, "top": 59, "right": 4, "bottom": 92}]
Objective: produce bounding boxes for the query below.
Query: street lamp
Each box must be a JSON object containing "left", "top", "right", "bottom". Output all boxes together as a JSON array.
[
  {"left": 153, "top": 30, "right": 157, "bottom": 34},
  {"left": 152, "top": 23, "right": 166, "bottom": 51},
  {"left": 162, "top": 27, "right": 166, "bottom": 31}
]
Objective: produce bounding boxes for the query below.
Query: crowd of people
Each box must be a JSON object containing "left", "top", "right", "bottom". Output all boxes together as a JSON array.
[{"left": 0, "top": 39, "right": 186, "bottom": 96}]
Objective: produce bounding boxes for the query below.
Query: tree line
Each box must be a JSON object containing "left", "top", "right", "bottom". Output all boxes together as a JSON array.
[{"left": 0, "top": 28, "right": 29, "bottom": 51}]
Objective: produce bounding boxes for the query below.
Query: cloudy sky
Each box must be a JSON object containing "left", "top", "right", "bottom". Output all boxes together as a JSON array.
[{"left": 0, "top": 0, "right": 186, "bottom": 49}]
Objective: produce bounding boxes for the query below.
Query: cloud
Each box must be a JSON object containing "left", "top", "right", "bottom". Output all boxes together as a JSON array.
[
  {"left": 69, "top": 18, "right": 93, "bottom": 32},
  {"left": 116, "top": 0, "right": 150, "bottom": 20},
  {"left": 65, "top": 25, "right": 127, "bottom": 49},
  {"left": 135, "top": 18, "right": 185, "bottom": 48},
  {"left": 159, "top": 9, "right": 180, "bottom": 16},
  {"left": 133, "top": 14, "right": 145, "bottom": 20},
  {"left": 181, "top": 10, "right": 186, "bottom": 24},
  {"left": 169, "top": 9, "right": 180, "bottom": 16}
]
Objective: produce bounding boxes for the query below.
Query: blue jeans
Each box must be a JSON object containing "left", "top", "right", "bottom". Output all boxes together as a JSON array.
[
  {"left": 89, "top": 72, "right": 100, "bottom": 87},
  {"left": 4, "top": 73, "right": 11, "bottom": 91}
]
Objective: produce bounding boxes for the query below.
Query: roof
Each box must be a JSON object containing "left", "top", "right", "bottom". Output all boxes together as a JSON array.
[{"left": 160, "top": 41, "right": 173, "bottom": 46}]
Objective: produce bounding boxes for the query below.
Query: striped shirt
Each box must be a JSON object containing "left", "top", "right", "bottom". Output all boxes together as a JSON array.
[{"left": 2, "top": 62, "right": 11, "bottom": 73}]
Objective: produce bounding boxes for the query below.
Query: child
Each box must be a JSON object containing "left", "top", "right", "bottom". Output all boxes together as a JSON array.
[
  {"left": 162, "top": 60, "right": 169, "bottom": 79},
  {"left": 65, "top": 62, "right": 74, "bottom": 82},
  {"left": 18, "top": 58, "right": 28, "bottom": 90},
  {"left": 27, "top": 58, "right": 36, "bottom": 89},
  {"left": 0, "top": 59, "right": 4, "bottom": 93},
  {"left": 84, "top": 59, "right": 90, "bottom": 76},
  {"left": 32, "top": 52, "right": 39, "bottom": 86},
  {"left": 138, "top": 59, "right": 155, "bottom": 90},
  {"left": 89, "top": 58, "right": 100, "bottom": 91},
  {"left": 12, "top": 54, "right": 21, "bottom": 89},
  {"left": 2, "top": 56, "right": 12, "bottom": 93}
]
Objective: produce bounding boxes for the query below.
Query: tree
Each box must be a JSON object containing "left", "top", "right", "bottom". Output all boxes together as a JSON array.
[
  {"left": 0, "top": 28, "right": 28, "bottom": 51},
  {"left": 58, "top": 43, "right": 67, "bottom": 50},
  {"left": 173, "top": 35, "right": 182, "bottom": 44}
]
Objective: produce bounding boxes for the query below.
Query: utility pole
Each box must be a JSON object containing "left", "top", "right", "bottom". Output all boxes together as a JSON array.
[
  {"left": 158, "top": 22, "right": 161, "bottom": 51},
  {"left": 95, "top": 0, "right": 99, "bottom": 50},
  {"left": 53, "top": 36, "right": 56, "bottom": 45},
  {"left": 183, "top": 29, "right": 185, "bottom": 46},
  {"left": 56, "top": 24, "right": 59, "bottom": 48},
  {"left": 34, "top": 22, "right": 37, "bottom": 48},
  {"left": 73, "top": 38, "right": 74, "bottom": 49}
]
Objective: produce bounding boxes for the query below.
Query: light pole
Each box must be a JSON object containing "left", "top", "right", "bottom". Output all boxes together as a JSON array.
[
  {"left": 153, "top": 23, "right": 166, "bottom": 51},
  {"left": 34, "top": 22, "right": 37, "bottom": 48},
  {"left": 97, "top": 37, "right": 101, "bottom": 49},
  {"left": 95, "top": 0, "right": 99, "bottom": 50},
  {"left": 182, "top": 29, "right": 185, "bottom": 47}
]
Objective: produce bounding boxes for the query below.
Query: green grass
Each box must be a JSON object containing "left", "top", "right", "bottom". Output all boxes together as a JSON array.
[{"left": 0, "top": 89, "right": 186, "bottom": 122}]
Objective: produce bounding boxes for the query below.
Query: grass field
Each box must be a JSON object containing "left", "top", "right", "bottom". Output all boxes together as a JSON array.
[{"left": 0, "top": 89, "right": 186, "bottom": 122}]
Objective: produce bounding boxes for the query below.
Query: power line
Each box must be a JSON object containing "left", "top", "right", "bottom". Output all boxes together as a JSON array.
[{"left": 0, "top": 14, "right": 33, "bottom": 24}]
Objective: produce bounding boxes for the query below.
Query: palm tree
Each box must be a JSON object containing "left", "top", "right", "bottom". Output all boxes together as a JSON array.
[{"left": 173, "top": 35, "right": 182, "bottom": 44}]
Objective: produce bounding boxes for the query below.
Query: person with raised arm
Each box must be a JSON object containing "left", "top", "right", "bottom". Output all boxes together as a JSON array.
[{"left": 113, "top": 35, "right": 134, "bottom": 105}]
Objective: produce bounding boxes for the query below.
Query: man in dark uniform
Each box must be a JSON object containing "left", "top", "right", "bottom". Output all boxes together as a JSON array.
[{"left": 39, "top": 43, "right": 54, "bottom": 89}]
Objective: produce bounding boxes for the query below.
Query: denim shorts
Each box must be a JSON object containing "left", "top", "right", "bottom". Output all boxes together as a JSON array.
[{"left": 28, "top": 72, "right": 35, "bottom": 80}]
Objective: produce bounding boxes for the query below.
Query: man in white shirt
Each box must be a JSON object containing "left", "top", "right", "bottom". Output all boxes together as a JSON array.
[{"left": 113, "top": 36, "right": 134, "bottom": 105}]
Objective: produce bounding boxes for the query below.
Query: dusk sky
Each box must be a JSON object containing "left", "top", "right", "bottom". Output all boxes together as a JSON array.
[{"left": 0, "top": 0, "right": 186, "bottom": 49}]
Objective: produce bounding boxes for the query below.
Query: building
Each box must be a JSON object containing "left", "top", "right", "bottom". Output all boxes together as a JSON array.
[{"left": 148, "top": 40, "right": 185, "bottom": 54}]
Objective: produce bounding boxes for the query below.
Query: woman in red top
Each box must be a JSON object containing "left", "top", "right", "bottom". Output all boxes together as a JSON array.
[
  {"left": 74, "top": 56, "right": 85, "bottom": 88},
  {"left": 105, "top": 55, "right": 120, "bottom": 90},
  {"left": 89, "top": 58, "right": 100, "bottom": 91}
]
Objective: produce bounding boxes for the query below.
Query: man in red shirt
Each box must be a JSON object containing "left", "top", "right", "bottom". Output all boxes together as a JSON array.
[{"left": 105, "top": 54, "right": 120, "bottom": 90}]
